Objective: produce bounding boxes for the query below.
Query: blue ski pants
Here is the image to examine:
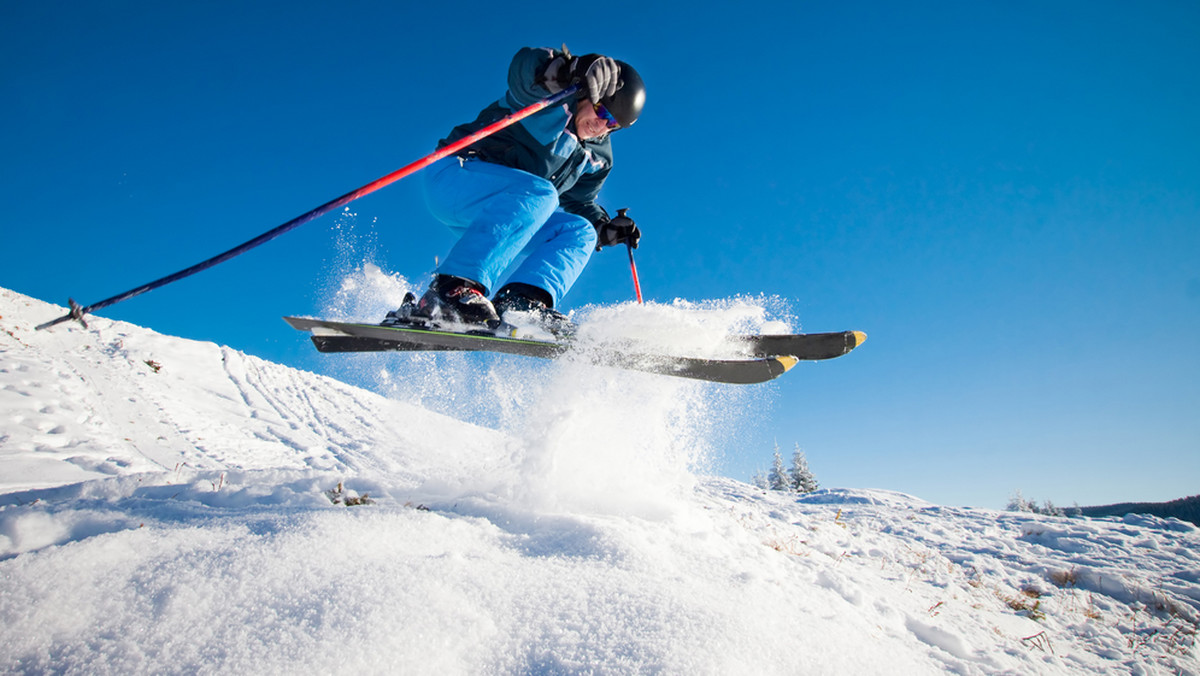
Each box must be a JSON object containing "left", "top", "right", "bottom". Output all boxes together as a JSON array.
[{"left": 422, "top": 156, "right": 597, "bottom": 306}]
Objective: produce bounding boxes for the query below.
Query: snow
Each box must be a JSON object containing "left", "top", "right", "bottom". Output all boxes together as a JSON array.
[{"left": 1, "top": 285, "right": 1198, "bottom": 674}]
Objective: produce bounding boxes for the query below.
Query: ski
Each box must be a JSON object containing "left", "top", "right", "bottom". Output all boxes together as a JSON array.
[
  {"left": 735, "top": 331, "right": 866, "bottom": 360},
  {"left": 283, "top": 317, "right": 864, "bottom": 385}
]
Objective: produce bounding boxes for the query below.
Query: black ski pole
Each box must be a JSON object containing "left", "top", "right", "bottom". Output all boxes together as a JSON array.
[{"left": 37, "top": 85, "right": 580, "bottom": 331}]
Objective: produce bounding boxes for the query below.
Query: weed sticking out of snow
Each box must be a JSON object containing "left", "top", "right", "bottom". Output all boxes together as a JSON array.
[{"left": 325, "top": 481, "right": 375, "bottom": 506}]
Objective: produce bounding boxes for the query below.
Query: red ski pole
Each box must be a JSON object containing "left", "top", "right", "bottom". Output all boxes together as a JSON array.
[
  {"left": 627, "top": 243, "right": 643, "bottom": 304},
  {"left": 611, "top": 208, "right": 643, "bottom": 304},
  {"left": 38, "top": 86, "right": 580, "bottom": 331}
]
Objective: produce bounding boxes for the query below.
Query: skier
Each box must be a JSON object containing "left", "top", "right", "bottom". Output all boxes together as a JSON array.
[{"left": 384, "top": 45, "right": 646, "bottom": 335}]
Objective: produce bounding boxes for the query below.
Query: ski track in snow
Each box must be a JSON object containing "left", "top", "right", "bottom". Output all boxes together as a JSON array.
[{"left": 0, "top": 286, "right": 1197, "bottom": 675}]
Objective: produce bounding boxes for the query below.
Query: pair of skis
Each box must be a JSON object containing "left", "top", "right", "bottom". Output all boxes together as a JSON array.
[{"left": 284, "top": 316, "right": 865, "bottom": 385}]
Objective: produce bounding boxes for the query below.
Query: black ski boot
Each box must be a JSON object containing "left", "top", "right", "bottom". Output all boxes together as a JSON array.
[
  {"left": 383, "top": 275, "right": 500, "bottom": 328},
  {"left": 492, "top": 283, "right": 576, "bottom": 338}
]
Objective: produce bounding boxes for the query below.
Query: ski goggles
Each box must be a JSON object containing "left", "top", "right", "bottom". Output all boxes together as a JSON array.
[{"left": 593, "top": 102, "right": 621, "bottom": 130}]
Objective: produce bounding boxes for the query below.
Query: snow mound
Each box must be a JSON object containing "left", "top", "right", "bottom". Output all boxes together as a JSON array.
[{"left": 2, "top": 287, "right": 1198, "bottom": 674}]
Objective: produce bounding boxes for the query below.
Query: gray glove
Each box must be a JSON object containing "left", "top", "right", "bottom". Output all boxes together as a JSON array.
[
  {"left": 572, "top": 54, "right": 621, "bottom": 102},
  {"left": 544, "top": 49, "right": 621, "bottom": 101}
]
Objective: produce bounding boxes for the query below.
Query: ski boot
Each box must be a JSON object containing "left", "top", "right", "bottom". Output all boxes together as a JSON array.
[
  {"left": 492, "top": 283, "right": 576, "bottom": 339},
  {"left": 382, "top": 275, "right": 500, "bottom": 329}
]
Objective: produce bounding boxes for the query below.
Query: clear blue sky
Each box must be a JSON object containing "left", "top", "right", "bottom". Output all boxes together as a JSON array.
[{"left": 3, "top": 1, "right": 1198, "bottom": 508}]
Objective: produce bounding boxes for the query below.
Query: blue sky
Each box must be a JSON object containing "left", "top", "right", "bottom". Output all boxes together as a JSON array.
[{"left": 4, "top": 1, "right": 1198, "bottom": 508}]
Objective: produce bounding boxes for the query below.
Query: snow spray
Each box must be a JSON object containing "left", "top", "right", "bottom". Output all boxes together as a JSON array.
[
  {"left": 311, "top": 228, "right": 793, "bottom": 518},
  {"left": 498, "top": 299, "right": 789, "bottom": 518}
]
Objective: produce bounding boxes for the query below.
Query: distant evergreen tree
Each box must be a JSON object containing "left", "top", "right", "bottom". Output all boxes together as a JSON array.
[
  {"left": 1007, "top": 490, "right": 1035, "bottom": 513},
  {"left": 1041, "top": 500, "right": 1065, "bottom": 517},
  {"left": 768, "top": 444, "right": 792, "bottom": 492},
  {"left": 789, "top": 444, "right": 819, "bottom": 494},
  {"left": 751, "top": 469, "right": 769, "bottom": 490},
  {"left": 1007, "top": 490, "right": 1069, "bottom": 516}
]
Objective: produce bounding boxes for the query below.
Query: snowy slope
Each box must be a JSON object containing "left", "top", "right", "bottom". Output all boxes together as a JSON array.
[{"left": 1, "top": 287, "right": 1197, "bottom": 674}]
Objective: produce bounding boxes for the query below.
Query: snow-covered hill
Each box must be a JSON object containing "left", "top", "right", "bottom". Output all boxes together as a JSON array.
[{"left": 1, "top": 287, "right": 1197, "bottom": 674}]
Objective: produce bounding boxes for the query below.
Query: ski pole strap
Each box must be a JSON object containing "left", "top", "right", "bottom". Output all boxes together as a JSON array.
[{"left": 36, "top": 85, "right": 581, "bottom": 331}]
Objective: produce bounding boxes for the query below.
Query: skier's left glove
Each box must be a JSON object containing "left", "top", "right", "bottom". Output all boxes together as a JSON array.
[{"left": 595, "top": 209, "right": 641, "bottom": 251}]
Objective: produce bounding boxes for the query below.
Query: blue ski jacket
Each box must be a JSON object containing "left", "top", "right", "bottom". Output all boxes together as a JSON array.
[{"left": 437, "top": 46, "right": 613, "bottom": 227}]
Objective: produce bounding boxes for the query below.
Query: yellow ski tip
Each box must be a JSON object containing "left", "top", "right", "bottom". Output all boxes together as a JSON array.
[
  {"left": 850, "top": 331, "right": 868, "bottom": 348},
  {"left": 775, "top": 355, "right": 800, "bottom": 372}
]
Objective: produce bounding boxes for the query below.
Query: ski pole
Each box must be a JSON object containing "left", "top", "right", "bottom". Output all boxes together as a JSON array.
[
  {"left": 627, "top": 243, "right": 643, "bottom": 304},
  {"left": 607, "top": 207, "right": 643, "bottom": 304},
  {"left": 37, "top": 85, "right": 581, "bottom": 331}
]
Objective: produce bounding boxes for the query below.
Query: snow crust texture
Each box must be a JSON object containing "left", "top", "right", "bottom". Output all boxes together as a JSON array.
[{"left": 1, "top": 287, "right": 1198, "bottom": 675}]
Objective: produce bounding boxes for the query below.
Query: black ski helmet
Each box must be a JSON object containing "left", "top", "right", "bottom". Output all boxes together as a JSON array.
[{"left": 599, "top": 61, "right": 645, "bottom": 128}]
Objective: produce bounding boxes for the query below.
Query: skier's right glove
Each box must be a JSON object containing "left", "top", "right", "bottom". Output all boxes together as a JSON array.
[
  {"left": 541, "top": 47, "right": 620, "bottom": 102},
  {"left": 569, "top": 54, "right": 621, "bottom": 102},
  {"left": 596, "top": 209, "right": 641, "bottom": 251}
]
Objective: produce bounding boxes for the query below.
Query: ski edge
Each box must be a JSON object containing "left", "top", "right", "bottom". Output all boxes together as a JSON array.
[{"left": 284, "top": 316, "right": 567, "bottom": 358}]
